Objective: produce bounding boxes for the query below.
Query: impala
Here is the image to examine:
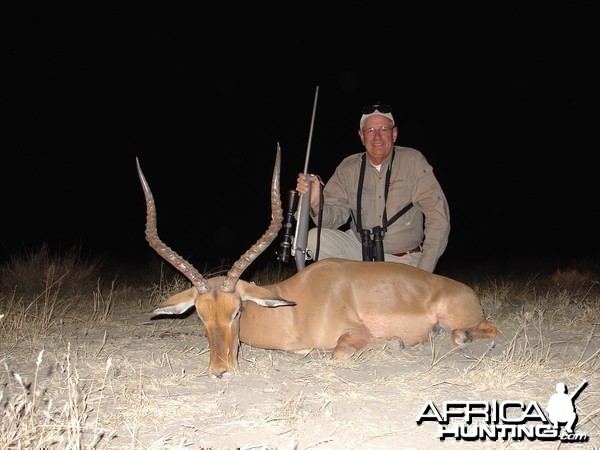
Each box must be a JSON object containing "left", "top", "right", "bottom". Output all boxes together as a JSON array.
[{"left": 137, "top": 146, "right": 499, "bottom": 378}]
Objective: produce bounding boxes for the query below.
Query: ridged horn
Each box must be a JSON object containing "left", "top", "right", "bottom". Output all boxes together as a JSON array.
[
  {"left": 221, "top": 144, "right": 284, "bottom": 292},
  {"left": 136, "top": 157, "right": 211, "bottom": 294}
]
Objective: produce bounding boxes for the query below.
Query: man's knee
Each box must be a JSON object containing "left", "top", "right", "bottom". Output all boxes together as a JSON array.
[{"left": 307, "top": 228, "right": 319, "bottom": 250}]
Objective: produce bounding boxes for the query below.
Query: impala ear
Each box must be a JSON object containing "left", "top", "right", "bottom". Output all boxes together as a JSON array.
[
  {"left": 149, "top": 287, "right": 198, "bottom": 317},
  {"left": 236, "top": 280, "right": 296, "bottom": 308}
]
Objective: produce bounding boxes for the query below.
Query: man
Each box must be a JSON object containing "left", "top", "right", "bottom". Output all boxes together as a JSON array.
[
  {"left": 296, "top": 102, "right": 450, "bottom": 272},
  {"left": 547, "top": 382, "right": 578, "bottom": 434}
]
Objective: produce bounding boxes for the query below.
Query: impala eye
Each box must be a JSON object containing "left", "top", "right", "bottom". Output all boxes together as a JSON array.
[{"left": 232, "top": 308, "right": 241, "bottom": 320}]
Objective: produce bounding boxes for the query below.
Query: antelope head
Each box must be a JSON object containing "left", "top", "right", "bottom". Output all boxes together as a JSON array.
[{"left": 136, "top": 145, "right": 294, "bottom": 378}]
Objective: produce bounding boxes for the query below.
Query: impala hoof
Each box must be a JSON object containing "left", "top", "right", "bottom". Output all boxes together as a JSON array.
[
  {"left": 451, "top": 329, "right": 473, "bottom": 347},
  {"left": 431, "top": 323, "right": 447, "bottom": 337},
  {"left": 389, "top": 336, "right": 404, "bottom": 349}
]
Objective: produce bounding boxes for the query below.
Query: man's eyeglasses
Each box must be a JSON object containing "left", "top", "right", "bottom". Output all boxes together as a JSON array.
[
  {"left": 361, "top": 103, "right": 393, "bottom": 115},
  {"left": 362, "top": 126, "right": 394, "bottom": 134}
]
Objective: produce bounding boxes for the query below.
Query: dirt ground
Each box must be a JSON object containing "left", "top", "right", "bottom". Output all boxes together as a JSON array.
[{"left": 1, "top": 268, "right": 598, "bottom": 449}]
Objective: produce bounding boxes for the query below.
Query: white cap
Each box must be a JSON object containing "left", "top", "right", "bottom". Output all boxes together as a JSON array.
[{"left": 359, "top": 109, "right": 395, "bottom": 130}]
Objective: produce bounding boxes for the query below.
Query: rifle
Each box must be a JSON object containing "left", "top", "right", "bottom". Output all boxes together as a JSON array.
[
  {"left": 277, "top": 86, "right": 319, "bottom": 270},
  {"left": 293, "top": 86, "right": 319, "bottom": 271},
  {"left": 569, "top": 379, "right": 588, "bottom": 401}
]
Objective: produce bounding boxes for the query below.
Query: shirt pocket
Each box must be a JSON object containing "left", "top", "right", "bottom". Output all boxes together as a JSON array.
[{"left": 387, "top": 180, "right": 411, "bottom": 205}]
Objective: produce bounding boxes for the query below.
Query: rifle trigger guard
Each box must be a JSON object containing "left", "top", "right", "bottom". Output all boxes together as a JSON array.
[
  {"left": 293, "top": 246, "right": 313, "bottom": 261},
  {"left": 305, "top": 249, "right": 314, "bottom": 261}
]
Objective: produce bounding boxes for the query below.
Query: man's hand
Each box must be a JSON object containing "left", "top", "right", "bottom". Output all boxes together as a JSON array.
[{"left": 296, "top": 173, "right": 321, "bottom": 215}]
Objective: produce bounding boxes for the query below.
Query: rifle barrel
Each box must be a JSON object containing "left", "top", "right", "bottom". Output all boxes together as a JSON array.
[
  {"left": 303, "top": 86, "right": 319, "bottom": 175},
  {"left": 569, "top": 379, "right": 588, "bottom": 400}
]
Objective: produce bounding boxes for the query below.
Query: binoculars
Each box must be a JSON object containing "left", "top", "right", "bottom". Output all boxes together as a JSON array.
[{"left": 360, "top": 226, "right": 385, "bottom": 261}]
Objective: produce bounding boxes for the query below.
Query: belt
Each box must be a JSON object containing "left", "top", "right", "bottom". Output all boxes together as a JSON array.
[{"left": 392, "top": 246, "right": 422, "bottom": 257}]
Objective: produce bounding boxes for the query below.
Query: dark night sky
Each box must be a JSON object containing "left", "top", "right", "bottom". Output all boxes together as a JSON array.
[{"left": 2, "top": 3, "right": 599, "bottom": 275}]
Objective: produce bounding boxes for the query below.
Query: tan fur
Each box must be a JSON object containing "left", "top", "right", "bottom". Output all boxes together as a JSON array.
[{"left": 153, "top": 259, "right": 499, "bottom": 377}]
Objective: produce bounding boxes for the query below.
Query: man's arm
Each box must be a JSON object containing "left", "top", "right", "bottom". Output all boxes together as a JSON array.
[{"left": 411, "top": 155, "right": 451, "bottom": 272}]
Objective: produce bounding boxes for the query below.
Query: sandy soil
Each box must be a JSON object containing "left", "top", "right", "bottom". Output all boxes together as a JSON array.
[{"left": 1, "top": 269, "right": 598, "bottom": 449}]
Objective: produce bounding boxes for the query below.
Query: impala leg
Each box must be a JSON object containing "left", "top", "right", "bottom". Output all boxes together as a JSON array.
[
  {"left": 332, "top": 330, "right": 371, "bottom": 359},
  {"left": 451, "top": 319, "right": 499, "bottom": 348}
]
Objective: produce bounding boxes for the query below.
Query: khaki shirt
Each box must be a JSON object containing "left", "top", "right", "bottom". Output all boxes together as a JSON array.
[{"left": 311, "top": 146, "right": 450, "bottom": 272}]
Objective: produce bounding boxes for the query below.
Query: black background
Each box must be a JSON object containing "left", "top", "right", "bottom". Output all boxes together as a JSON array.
[{"left": 3, "top": 3, "right": 599, "bottom": 275}]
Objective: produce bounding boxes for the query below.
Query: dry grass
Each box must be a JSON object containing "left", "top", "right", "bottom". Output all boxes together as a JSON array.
[
  {"left": 0, "top": 243, "right": 101, "bottom": 297},
  {"left": 1, "top": 251, "right": 599, "bottom": 449}
]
